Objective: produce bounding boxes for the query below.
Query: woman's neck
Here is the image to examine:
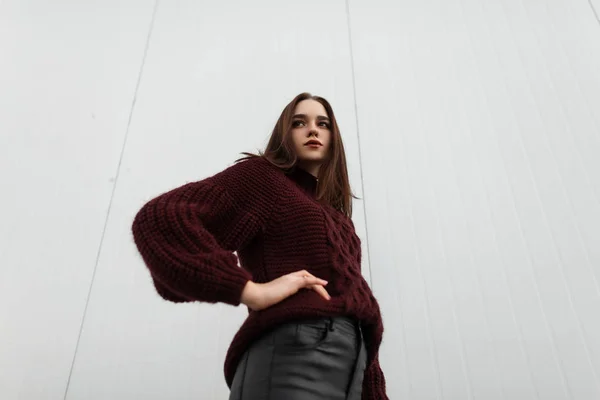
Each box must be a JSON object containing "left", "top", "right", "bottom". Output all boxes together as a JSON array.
[{"left": 296, "top": 161, "right": 320, "bottom": 178}]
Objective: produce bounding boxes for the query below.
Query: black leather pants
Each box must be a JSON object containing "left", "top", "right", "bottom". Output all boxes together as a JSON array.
[{"left": 228, "top": 316, "right": 367, "bottom": 400}]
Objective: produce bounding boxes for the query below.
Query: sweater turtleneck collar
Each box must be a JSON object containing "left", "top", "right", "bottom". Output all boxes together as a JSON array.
[{"left": 287, "top": 165, "right": 318, "bottom": 196}]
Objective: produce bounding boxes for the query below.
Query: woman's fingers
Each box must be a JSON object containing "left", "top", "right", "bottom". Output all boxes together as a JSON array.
[
  {"left": 295, "top": 270, "right": 330, "bottom": 300},
  {"left": 297, "top": 270, "right": 328, "bottom": 287},
  {"left": 305, "top": 276, "right": 328, "bottom": 287},
  {"left": 309, "top": 284, "right": 331, "bottom": 300}
]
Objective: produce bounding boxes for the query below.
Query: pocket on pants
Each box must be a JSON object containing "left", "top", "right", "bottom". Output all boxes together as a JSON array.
[{"left": 274, "top": 318, "right": 331, "bottom": 353}]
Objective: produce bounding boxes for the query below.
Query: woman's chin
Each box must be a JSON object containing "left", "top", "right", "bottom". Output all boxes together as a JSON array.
[{"left": 298, "top": 156, "right": 325, "bottom": 164}]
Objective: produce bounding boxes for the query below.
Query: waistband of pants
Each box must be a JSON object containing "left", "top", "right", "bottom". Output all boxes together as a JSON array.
[{"left": 297, "top": 315, "right": 362, "bottom": 337}]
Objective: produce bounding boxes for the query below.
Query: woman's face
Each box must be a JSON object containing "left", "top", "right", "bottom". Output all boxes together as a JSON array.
[{"left": 290, "top": 99, "right": 332, "bottom": 176}]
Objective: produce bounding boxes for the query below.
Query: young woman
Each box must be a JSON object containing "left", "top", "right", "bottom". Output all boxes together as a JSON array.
[{"left": 131, "top": 92, "right": 389, "bottom": 399}]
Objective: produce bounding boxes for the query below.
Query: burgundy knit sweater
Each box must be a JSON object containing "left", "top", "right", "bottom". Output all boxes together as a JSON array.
[{"left": 131, "top": 155, "right": 388, "bottom": 399}]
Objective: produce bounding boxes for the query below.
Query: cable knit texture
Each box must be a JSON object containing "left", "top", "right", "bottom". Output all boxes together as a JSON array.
[{"left": 131, "top": 156, "right": 388, "bottom": 399}]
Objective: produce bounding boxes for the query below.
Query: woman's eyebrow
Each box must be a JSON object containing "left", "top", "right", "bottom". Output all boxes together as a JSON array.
[{"left": 292, "top": 114, "right": 330, "bottom": 121}]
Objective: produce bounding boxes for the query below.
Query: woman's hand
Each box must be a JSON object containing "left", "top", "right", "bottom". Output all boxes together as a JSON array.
[{"left": 240, "top": 270, "right": 330, "bottom": 311}]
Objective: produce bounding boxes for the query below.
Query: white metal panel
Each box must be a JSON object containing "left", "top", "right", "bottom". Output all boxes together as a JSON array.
[
  {"left": 0, "top": 1, "right": 155, "bottom": 399},
  {"left": 3, "top": 0, "right": 600, "bottom": 399},
  {"left": 65, "top": 1, "right": 364, "bottom": 399},
  {"left": 350, "top": 0, "right": 600, "bottom": 399}
]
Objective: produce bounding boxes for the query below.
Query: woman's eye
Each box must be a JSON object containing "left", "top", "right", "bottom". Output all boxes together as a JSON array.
[{"left": 292, "top": 120, "right": 329, "bottom": 128}]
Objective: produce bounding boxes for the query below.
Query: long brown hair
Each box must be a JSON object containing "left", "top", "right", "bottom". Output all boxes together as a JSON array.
[{"left": 237, "top": 92, "right": 358, "bottom": 218}]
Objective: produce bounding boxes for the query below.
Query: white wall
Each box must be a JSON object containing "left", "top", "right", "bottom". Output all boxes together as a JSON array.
[{"left": 1, "top": 0, "right": 599, "bottom": 399}]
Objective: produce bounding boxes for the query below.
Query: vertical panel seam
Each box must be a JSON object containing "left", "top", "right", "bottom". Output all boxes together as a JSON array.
[
  {"left": 488, "top": 0, "right": 571, "bottom": 397},
  {"left": 520, "top": 0, "right": 600, "bottom": 391},
  {"left": 345, "top": 0, "right": 374, "bottom": 289},
  {"left": 454, "top": 1, "right": 516, "bottom": 398},
  {"left": 399, "top": 21, "right": 444, "bottom": 400},
  {"left": 62, "top": 1, "right": 161, "bottom": 398},
  {"left": 472, "top": 1, "right": 544, "bottom": 398},
  {"left": 588, "top": 0, "right": 600, "bottom": 26}
]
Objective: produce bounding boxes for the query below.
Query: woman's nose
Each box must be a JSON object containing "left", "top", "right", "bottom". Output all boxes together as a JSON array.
[{"left": 308, "top": 120, "right": 320, "bottom": 131}]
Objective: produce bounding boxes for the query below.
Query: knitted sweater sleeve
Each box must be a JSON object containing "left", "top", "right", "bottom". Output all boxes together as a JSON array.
[
  {"left": 362, "top": 355, "right": 389, "bottom": 400},
  {"left": 361, "top": 293, "right": 389, "bottom": 399},
  {"left": 131, "top": 157, "right": 276, "bottom": 306}
]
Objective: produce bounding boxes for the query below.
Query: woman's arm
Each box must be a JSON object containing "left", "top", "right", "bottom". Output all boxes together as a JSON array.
[{"left": 131, "top": 157, "right": 278, "bottom": 306}]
